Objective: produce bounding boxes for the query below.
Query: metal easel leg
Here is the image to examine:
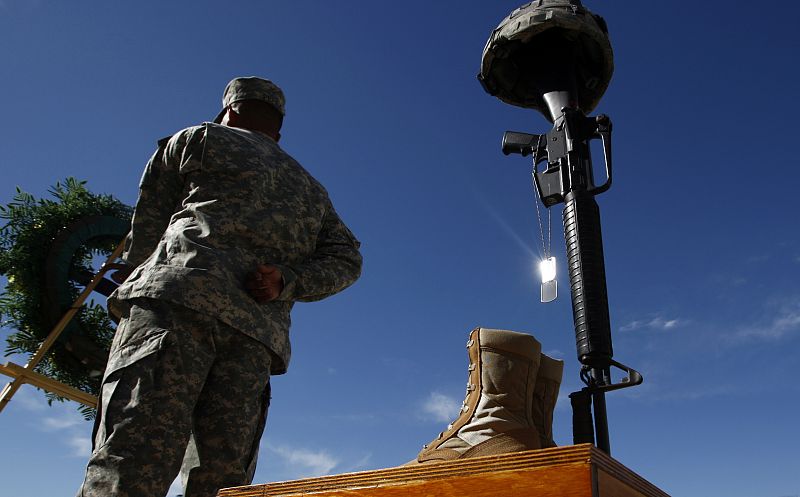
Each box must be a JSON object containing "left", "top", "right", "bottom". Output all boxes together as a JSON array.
[{"left": 0, "top": 237, "right": 126, "bottom": 413}]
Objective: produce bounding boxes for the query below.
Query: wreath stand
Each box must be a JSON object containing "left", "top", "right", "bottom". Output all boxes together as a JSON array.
[{"left": 0, "top": 239, "right": 126, "bottom": 413}]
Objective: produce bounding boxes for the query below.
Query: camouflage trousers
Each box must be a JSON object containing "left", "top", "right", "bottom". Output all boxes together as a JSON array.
[{"left": 77, "top": 297, "right": 272, "bottom": 497}]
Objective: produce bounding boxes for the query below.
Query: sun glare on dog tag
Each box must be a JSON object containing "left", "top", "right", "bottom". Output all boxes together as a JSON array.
[{"left": 540, "top": 256, "right": 557, "bottom": 303}]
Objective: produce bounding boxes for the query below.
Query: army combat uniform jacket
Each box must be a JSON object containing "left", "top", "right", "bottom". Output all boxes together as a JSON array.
[{"left": 110, "top": 122, "right": 362, "bottom": 375}]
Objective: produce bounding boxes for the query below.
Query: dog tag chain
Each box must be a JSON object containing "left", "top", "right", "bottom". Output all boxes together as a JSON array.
[{"left": 533, "top": 159, "right": 557, "bottom": 303}]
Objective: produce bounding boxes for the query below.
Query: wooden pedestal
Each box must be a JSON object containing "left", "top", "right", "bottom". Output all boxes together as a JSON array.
[{"left": 218, "top": 444, "right": 669, "bottom": 497}]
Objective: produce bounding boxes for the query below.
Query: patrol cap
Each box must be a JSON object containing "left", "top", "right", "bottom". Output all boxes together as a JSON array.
[{"left": 213, "top": 76, "right": 286, "bottom": 124}]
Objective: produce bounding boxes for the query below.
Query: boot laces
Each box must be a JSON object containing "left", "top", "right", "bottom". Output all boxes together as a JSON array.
[
  {"left": 435, "top": 359, "right": 474, "bottom": 441},
  {"left": 423, "top": 338, "right": 477, "bottom": 449}
]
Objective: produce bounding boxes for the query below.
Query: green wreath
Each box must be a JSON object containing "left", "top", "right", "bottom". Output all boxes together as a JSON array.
[{"left": 0, "top": 178, "right": 132, "bottom": 416}]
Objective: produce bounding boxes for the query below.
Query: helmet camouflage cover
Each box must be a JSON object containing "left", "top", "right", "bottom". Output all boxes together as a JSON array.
[{"left": 478, "top": 0, "right": 614, "bottom": 116}]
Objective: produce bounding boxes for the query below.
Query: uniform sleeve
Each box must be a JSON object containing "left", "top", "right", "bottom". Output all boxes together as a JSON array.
[
  {"left": 276, "top": 204, "right": 362, "bottom": 302},
  {"left": 122, "top": 128, "right": 205, "bottom": 266}
]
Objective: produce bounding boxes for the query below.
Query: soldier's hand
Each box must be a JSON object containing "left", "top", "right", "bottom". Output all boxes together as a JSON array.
[{"left": 246, "top": 264, "right": 284, "bottom": 303}]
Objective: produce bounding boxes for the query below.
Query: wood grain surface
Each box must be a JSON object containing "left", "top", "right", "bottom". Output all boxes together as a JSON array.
[{"left": 218, "top": 444, "right": 670, "bottom": 497}]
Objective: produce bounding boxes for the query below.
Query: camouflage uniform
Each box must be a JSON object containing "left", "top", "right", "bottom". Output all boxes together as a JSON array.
[{"left": 78, "top": 79, "right": 362, "bottom": 497}]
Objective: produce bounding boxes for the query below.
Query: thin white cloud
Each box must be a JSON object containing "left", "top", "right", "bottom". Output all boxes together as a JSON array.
[
  {"left": 554, "top": 391, "right": 570, "bottom": 412},
  {"left": 734, "top": 303, "right": 800, "bottom": 341},
  {"left": 8, "top": 386, "right": 48, "bottom": 412},
  {"left": 543, "top": 349, "right": 565, "bottom": 359},
  {"left": 619, "top": 380, "right": 738, "bottom": 403},
  {"left": 342, "top": 452, "right": 372, "bottom": 473},
  {"left": 619, "top": 320, "right": 643, "bottom": 331},
  {"left": 14, "top": 390, "right": 95, "bottom": 459},
  {"left": 420, "top": 391, "right": 460, "bottom": 423},
  {"left": 660, "top": 384, "right": 739, "bottom": 401},
  {"left": 49, "top": 409, "right": 94, "bottom": 458},
  {"left": 67, "top": 434, "right": 92, "bottom": 458},
  {"left": 620, "top": 316, "right": 685, "bottom": 332},
  {"left": 42, "top": 414, "right": 84, "bottom": 431},
  {"left": 268, "top": 444, "right": 339, "bottom": 477}
]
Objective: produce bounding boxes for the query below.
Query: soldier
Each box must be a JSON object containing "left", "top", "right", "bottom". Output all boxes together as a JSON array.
[{"left": 77, "top": 77, "right": 362, "bottom": 497}]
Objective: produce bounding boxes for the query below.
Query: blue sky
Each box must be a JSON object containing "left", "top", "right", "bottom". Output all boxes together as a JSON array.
[{"left": 1, "top": 1, "right": 798, "bottom": 496}]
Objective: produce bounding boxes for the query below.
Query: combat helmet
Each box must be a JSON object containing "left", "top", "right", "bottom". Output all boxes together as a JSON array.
[{"left": 478, "top": 0, "right": 613, "bottom": 120}]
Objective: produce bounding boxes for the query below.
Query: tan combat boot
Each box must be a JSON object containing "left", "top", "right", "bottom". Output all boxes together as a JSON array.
[
  {"left": 410, "top": 327, "right": 548, "bottom": 464},
  {"left": 532, "top": 353, "right": 564, "bottom": 448}
]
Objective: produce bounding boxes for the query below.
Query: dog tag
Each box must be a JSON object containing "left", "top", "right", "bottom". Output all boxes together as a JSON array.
[{"left": 540, "top": 257, "right": 557, "bottom": 303}]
